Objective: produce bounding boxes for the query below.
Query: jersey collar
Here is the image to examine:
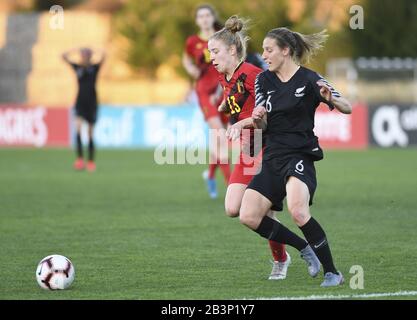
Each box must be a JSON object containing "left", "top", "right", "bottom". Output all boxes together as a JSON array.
[{"left": 225, "top": 60, "right": 245, "bottom": 83}]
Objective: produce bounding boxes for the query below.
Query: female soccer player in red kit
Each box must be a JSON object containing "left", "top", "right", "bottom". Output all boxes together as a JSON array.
[
  {"left": 208, "top": 15, "right": 291, "bottom": 280},
  {"left": 183, "top": 4, "right": 230, "bottom": 199}
]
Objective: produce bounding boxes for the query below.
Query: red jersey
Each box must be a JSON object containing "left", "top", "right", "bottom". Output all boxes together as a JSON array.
[
  {"left": 219, "top": 62, "right": 262, "bottom": 124},
  {"left": 185, "top": 34, "right": 220, "bottom": 94}
]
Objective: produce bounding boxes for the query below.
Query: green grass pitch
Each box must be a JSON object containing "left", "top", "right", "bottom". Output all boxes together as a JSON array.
[{"left": 0, "top": 148, "right": 416, "bottom": 299}]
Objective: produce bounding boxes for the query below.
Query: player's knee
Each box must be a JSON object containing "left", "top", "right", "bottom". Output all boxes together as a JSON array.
[
  {"left": 239, "top": 209, "right": 259, "bottom": 230},
  {"left": 288, "top": 204, "right": 310, "bottom": 226},
  {"left": 225, "top": 204, "right": 239, "bottom": 218},
  {"left": 224, "top": 194, "right": 241, "bottom": 218}
]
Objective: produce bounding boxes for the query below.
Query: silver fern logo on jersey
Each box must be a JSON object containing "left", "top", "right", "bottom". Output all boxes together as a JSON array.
[{"left": 295, "top": 86, "right": 306, "bottom": 97}]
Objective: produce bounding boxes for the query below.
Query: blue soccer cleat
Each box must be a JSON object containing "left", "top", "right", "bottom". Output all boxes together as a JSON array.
[{"left": 202, "top": 170, "right": 218, "bottom": 199}]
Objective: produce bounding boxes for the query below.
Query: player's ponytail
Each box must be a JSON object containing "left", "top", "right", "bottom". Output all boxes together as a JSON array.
[
  {"left": 210, "top": 15, "right": 250, "bottom": 61},
  {"left": 266, "top": 28, "right": 328, "bottom": 64}
]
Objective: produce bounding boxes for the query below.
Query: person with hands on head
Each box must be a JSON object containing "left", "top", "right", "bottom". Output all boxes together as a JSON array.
[{"left": 62, "top": 47, "right": 106, "bottom": 172}]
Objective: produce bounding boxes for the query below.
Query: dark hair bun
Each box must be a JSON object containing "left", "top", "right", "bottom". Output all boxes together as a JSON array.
[{"left": 225, "top": 15, "right": 243, "bottom": 33}]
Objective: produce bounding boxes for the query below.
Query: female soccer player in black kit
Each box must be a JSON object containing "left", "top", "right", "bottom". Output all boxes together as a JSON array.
[
  {"left": 239, "top": 27, "right": 352, "bottom": 287},
  {"left": 62, "top": 47, "right": 105, "bottom": 172}
]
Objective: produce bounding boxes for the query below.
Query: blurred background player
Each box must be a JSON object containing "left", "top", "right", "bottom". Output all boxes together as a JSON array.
[
  {"left": 246, "top": 49, "right": 268, "bottom": 71},
  {"left": 62, "top": 47, "right": 106, "bottom": 172},
  {"left": 208, "top": 15, "right": 290, "bottom": 280},
  {"left": 183, "top": 4, "right": 230, "bottom": 199}
]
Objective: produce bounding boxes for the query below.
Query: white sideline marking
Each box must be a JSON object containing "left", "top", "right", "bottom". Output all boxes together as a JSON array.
[{"left": 251, "top": 290, "right": 417, "bottom": 300}]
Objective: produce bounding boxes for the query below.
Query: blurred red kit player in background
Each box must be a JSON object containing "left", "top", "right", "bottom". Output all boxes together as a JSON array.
[{"left": 183, "top": 4, "right": 230, "bottom": 199}]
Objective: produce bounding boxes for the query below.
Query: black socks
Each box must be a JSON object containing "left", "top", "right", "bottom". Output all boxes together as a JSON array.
[
  {"left": 254, "top": 215, "right": 338, "bottom": 275},
  {"left": 255, "top": 216, "right": 308, "bottom": 251},
  {"left": 299, "top": 217, "right": 337, "bottom": 274},
  {"left": 76, "top": 133, "right": 83, "bottom": 158},
  {"left": 88, "top": 139, "right": 95, "bottom": 161},
  {"left": 76, "top": 133, "right": 94, "bottom": 162}
]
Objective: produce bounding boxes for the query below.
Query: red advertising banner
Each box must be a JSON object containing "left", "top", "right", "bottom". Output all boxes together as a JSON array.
[
  {"left": 314, "top": 103, "right": 368, "bottom": 149},
  {"left": 0, "top": 103, "right": 369, "bottom": 149},
  {"left": 0, "top": 104, "right": 70, "bottom": 147}
]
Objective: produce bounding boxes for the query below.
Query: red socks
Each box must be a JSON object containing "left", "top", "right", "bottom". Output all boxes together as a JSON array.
[
  {"left": 218, "top": 163, "right": 230, "bottom": 183},
  {"left": 208, "top": 163, "right": 230, "bottom": 183},
  {"left": 208, "top": 164, "right": 217, "bottom": 179},
  {"left": 268, "top": 240, "right": 287, "bottom": 262}
]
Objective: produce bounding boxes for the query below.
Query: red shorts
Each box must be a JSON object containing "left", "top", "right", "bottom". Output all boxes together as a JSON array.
[
  {"left": 229, "top": 150, "right": 263, "bottom": 185},
  {"left": 197, "top": 90, "right": 228, "bottom": 124}
]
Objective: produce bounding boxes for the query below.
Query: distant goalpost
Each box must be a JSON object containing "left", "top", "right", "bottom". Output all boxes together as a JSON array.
[{"left": 326, "top": 57, "right": 417, "bottom": 104}]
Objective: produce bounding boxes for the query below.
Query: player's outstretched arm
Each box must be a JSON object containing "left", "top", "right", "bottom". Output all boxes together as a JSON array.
[
  {"left": 62, "top": 50, "right": 72, "bottom": 64},
  {"left": 61, "top": 47, "right": 79, "bottom": 64},
  {"left": 317, "top": 81, "right": 352, "bottom": 114},
  {"left": 95, "top": 48, "right": 106, "bottom": 64}
]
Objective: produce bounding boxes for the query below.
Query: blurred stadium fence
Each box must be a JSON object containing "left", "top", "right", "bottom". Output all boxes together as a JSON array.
[
  {"left": 327, "top": 57, "right": 417, "bottom": 104},
  {"left": 2, "top": 101, "right": 416, "bottom": 149}
]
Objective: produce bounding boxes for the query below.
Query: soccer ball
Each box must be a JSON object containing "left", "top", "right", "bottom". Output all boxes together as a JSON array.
[{"left": 36, "top": 255, "right": 75, "bottom": 290}]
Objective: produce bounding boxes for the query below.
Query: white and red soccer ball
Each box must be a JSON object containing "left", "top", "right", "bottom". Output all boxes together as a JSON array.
[{"left": 36, "top": 255, "right": 75, "bottom": 290}]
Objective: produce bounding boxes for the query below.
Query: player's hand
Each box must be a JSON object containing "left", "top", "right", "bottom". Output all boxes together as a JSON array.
[
  {"left": 252, "top": 106, "right": 266, "bottom": 120},
  {"left": 226, "top": 123, "right": 242, "bottom": 141},
  {"left": 317, "top": 81, "right": 333, "bottom": 102},
  {"left": 217, "top": 100, "right": 228, "bottom": 112}
]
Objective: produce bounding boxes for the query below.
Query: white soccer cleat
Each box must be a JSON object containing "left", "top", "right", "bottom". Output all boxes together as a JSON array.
[
  {"left": 300, "top": 245, "right": 321, "bottom": 278},
  {"left": 268, "top": 251, "right": 291, "bottom": 280},
  {"left": 202, "top": 169, "right": 209, "bottom": 180},
  {"left": 320, "top": 271, "right": 344, "bottom": 287}
]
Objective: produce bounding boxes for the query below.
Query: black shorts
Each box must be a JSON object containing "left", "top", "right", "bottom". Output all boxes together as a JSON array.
[
  {"left": 74, "top": 104, "right": 98, "bottom": 124},
  {"left": 247, "top": 155, "right": 317, "bottom": 212}
]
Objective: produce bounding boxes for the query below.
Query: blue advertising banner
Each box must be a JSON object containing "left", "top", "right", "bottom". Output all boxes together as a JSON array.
[{"left": 79, "top": 104, "right": 208, "bottom": 149}]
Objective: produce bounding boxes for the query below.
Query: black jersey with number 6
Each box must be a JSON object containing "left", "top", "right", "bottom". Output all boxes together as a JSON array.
[{"left": 254, "top": 66, "right": 340, "bottom": 161}]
